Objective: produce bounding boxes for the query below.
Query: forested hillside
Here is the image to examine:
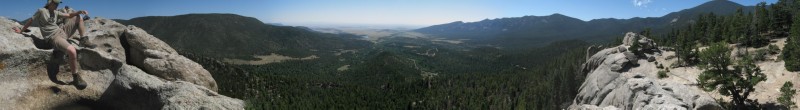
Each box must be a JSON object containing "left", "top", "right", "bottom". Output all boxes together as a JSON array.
[
  {"left": 179, "top": 34, "right": 594, "bottom": 109},
  {"left": 119, "top": 14, "right": 372, "bottom": 58},
  {"left": 415, "top": 0, "right": 753, "bottom": 49}
]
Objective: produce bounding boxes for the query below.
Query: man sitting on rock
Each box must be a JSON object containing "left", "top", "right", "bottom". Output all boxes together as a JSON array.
[{"left": 13, "top": 0, "right": 91, "bottom": 89}]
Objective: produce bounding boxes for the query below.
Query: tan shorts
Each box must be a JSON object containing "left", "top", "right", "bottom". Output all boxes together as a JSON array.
[{"left": 51, "top": 16, "right": 81, "bottom": 52}]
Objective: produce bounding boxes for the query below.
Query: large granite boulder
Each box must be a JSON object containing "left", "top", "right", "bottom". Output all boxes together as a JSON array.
[
  {"left": 0, "top": 17, "right": 241, "bottom": 109},
  {"left": 623, "top": 32, "right": 659, "bottom": 53},
  {"left": 622, "top": 32, "right": 638, "bottom": 46},
  {"left": 122, "top": 25, "right": 218, "bottom": 91},
  {"left": 570, "top": 32, "right": 721, "bottom": 110}
]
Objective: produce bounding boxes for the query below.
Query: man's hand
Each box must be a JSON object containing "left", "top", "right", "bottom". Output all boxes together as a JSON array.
[
  {"left": 79, "top": 10, "right": 89, "bottom": 16},
  {"left": 12, "top": 27, "right": 21, "bottom": 34}
]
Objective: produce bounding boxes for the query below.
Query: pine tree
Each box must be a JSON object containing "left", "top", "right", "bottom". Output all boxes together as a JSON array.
[
  {"left": 770, "top": 1, "right": 792, "bottom": 37},
  {"left": 728, "top": 8, "right": 747, "bottom": 44},
  {"left": 779, "top": 82, "right": 797, "bottom": 108},
  {"left": 741, "top": 2, "right": 771, "bottom": 47},
  {"left": 697, "top": 14, "right": 710, "bottom": 44},
  {"left": 697, "top": 42, "right": 767, "bottom": 109},
  {"left": 785, "top": 14, "right": 800, "bottom": 72},
  {"left": 674, "top": 29, "right": 697, "bottom": 66},
  {"left": 756, "top": 2, "right": 770, "bottom": 34}
]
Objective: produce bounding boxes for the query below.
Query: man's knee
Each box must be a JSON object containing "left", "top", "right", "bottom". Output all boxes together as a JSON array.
[
  {"left": 76, "top": 16, "right": 83, "bottom": 22},
  {"left": 66, "top": 46, "right": 77, "bottom": 57}
]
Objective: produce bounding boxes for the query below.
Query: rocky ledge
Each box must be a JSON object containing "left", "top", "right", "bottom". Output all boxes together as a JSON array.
[
  {"left": 569, "top": 32, "right": 722, "bottom": 110},
  {"left": 0, "top": 17, "right": 243, "bottom": 109}
]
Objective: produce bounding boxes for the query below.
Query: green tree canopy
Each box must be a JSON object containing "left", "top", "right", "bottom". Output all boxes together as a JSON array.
[{"left": 697, "top": 42, "right": 766, "bottom": 109}]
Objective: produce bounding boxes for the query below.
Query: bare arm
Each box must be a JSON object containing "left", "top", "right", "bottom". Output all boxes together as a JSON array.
[
  {"left": 17, "top": 9, "right": 42, "bottom": 34},
  {"left": 16, "top": 18, "right": 34, "bottom": 34},
  {"left": 58, "top": 10, "right": 88, "bottom": 18}
]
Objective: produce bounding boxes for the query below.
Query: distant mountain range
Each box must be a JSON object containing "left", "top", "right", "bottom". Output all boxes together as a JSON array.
[
  {"left": 108, "top": 0, "right": 756, "bottom": 58},
  {"left": 117, "top": 14, "right": 372, "bottom": 58},
  {"left": 415, "top": 0, "right": 754, "bottom": 48}
]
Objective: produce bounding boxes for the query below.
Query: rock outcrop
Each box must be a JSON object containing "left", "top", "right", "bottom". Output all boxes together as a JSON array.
[
  {"left": 0, "top": 17, "right": 242, "bottom": 109},
  {"left": 123, "top": 25, "right": 218, "bottom": 91},
  {"left": 569, "top": 32, "right": 722, "bottom": 110},
  {"left": 622, "top": 32, "right": 638, "bottom": 46},
  {"left": 622, "top": 32, "right": 658, "bottom": 53}
]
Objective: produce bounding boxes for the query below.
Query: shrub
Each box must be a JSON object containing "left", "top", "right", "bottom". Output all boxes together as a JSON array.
[
  {"left": 753, "top": 49, "right": 768, "bottom": 61},
  {"left": 768, "top": 44, "right": 780, "bottom": 55},
  {"left": 779, "top": 82, "right": 797, "bottom": 108},
  {"left": 657, "top": 70, "right": 668, "bottom": 79}
]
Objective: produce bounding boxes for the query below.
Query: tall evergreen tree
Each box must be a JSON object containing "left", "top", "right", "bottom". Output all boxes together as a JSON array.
[
  {"left": 769, "top": 1, "right": 792, "bottom": 38},
  {"left": 675, "top": 30, "right": 696, "bottom": 66},
  {"left": 779, "top": 82, "right": 797, "bottom": 108},
  {"left": 756, "top": 2, "right": 770, "bottom": 34},
  {"left": 741, "top": 2, "right": 771, "bottom": 47},
  {"left": 698, "top": 42, "right": 767, "bottom": 109},
  {"left": 784, "top": 14, "right": 800, "bottom": 71}
]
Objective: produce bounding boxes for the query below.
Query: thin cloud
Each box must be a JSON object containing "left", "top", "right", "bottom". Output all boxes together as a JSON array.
[{"left": 633, "top": 0, "right": 652, "bottom": 7}]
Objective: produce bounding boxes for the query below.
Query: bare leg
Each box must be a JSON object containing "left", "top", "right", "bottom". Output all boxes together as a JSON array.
[
  {"left": 72, "top": 15, "right": 96, "bottom": 48},
  {"left": 62, "top": 16, "right": 85, "bottom": 39},
  {"left": 66, "top": 45, "right": 77, "bottom": 74},
  {"left": 53, "top": 21, "right": 87, "bottom": 89},
  {"left": 66, "top": 44, "right": 86, "bottom": 89},
  {"left": 76, "top": 16, "right": 85, "bottom": 37}
]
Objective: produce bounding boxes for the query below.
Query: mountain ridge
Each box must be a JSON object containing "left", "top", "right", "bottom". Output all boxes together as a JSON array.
[
  {"left": 415, "top": 0, "right": 755, "bottom": 48},
  {"left": 118, "top": 13, "right": 372, "bottom": 59}
]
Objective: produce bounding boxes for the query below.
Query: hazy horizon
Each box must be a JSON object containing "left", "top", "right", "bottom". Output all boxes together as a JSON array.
[{"left": 0, "top": 0, "right": 778, "bottom": 28}]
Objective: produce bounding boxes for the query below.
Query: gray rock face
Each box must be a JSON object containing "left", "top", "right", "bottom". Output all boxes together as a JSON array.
[
  {"left": 638, "top": 37, "right": 657, "bottom": 51},
  {"left": 0, "top": 17, "right": 241, "bottom": 109},
  {"left": 98, "top": 65, "right": 243, "bottom": 109},
  {"left": 622, "top": 32, "right": 658, "bottom": 53},
  {"left": 622, "top": 32, "right": 638, "bottom": 46},
  {"left": 123, "top": 25, "right": 218, "bottom": 92},
  {"left": 83, "top": 18, "right": 128, "bottom": 62},
  {"left": 570, "top": 32, "right": 721, "bottom": 110}
]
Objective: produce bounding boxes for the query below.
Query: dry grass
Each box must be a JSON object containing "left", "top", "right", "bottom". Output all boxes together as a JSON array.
[
  {"left": 222, "top": 53, "right": 319, "bottom": 65},
  {"left": 336, "top": 65, "right": 350, "bottom": 71}
]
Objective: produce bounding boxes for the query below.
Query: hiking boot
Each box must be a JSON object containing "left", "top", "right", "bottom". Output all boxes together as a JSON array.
[
  {"left": 72, "top": 74, "right": 87, "bottom": 90},
  {"left": 79, "top": 36, "right": 97, "bottom": 49}
]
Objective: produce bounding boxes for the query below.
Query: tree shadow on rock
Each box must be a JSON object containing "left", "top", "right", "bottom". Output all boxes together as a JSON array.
[
  {"left": 760, "top": 102, "right": 789, "bottom": 110},
  {"left": 47, "top": 50, "right": 68, "bottom": 85}
]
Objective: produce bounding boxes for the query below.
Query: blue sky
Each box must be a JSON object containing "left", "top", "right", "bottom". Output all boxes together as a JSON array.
[{"left": 0, "top": 0, "right": 777, "bottom": 27}]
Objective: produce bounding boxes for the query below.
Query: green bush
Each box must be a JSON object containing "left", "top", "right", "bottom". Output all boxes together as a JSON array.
[
  {"left": 779, "top": 82, "right": 797, "bottom": 108},
  {"left": 768, "top": 44, "right": 780, "bottom": 55},
  {"left": 753, "top": 49, "right": 768, "bottom": 61},
  {"left": 629, "top": 35, "right": 641, "bottom": 54},
  {"left": 657, "top": 71, "right": 668, "bottom": 79}
]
